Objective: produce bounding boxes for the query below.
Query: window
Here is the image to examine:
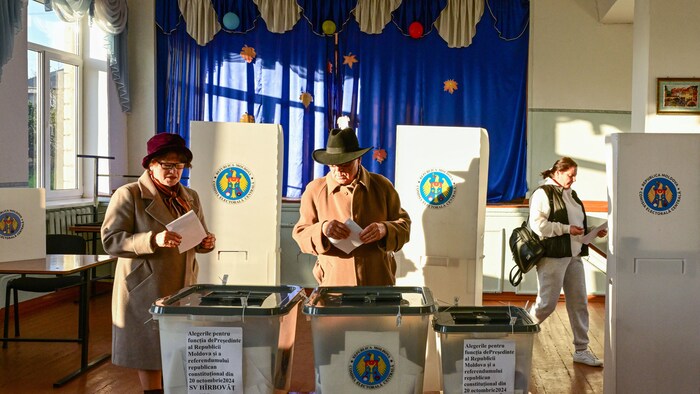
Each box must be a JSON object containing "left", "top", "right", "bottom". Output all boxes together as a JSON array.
[{"left": 27, "top": 0, "right": 109, "bottom": 199}]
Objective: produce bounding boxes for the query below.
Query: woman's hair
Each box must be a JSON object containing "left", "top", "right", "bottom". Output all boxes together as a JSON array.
[{"left": 540, "top": 157, "right": 577, "bottom": 179}]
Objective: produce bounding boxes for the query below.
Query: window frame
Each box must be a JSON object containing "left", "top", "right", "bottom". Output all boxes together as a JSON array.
[{"left": 27, "top": 42, "right": 84, "bottom": 200}]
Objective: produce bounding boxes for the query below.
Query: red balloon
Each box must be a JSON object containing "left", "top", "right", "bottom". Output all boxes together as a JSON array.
[{"left": 408, "top": 22, "right": 423, "bottom": 39}]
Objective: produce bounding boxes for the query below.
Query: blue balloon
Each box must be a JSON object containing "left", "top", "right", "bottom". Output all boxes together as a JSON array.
[{"left": 223, "top": 12, "right": 240, "bottom": 30}]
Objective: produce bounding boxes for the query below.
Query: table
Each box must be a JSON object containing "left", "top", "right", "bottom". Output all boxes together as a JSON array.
[{"left": 0, "top": 254, "right": 116, "bottom": 387}]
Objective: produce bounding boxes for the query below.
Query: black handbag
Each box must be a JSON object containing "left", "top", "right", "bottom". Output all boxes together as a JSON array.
[{"left": 508, "top": 220, "right": 544, "bottom": 286}]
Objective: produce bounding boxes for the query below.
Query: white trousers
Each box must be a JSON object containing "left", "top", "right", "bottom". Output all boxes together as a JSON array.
[{"left": 531, "top": 256, "right": 590, "bottom": 351}]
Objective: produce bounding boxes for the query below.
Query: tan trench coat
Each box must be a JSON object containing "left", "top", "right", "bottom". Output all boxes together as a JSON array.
[
  {"left": 292, "top": 166, "right": 411, "bottom": 286},
  {"left": 101, "top": 171, "right": 212, "bottom": 370}
]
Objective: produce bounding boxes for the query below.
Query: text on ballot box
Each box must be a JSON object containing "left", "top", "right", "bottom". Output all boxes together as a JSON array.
[
  {"left": 186, "top": 327, "right": 242, "bottom": 393},
  {"left": 463, "top": 340, "right": 516, "bottom": 393},
  {"left": 150, "top": 284, "right": 304, "bottom": 394},
  {"left": 433, "top": 306, "right": 539, "bottom": 394},
  {"left": 302, "top": 286, "right": 436, "bottom": 394}
]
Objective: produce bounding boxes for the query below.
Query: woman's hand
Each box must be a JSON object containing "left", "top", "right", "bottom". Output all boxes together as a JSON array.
[
  {"left": 154, "top": 230, "right": 182, "bottom": 248},
  {"left": 569, "top": 225, "right": 584, "bottom": 236},
  {"left": 360, "top": 222, "right": 387, "bottom": 244},
  {"left": 596, "top": 229, "right": 608, "bottom": 238},
  {"left": 200, "top": 233, "right": 216, "bottom": 249}
]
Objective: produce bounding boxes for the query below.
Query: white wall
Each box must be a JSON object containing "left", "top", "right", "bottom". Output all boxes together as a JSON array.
[
  {"left": 637, "top": 0, "right": 700, "bottom": 133},
  {"left": 124, "top": 0, "right": 156, "bottom": 179},
  {"left": 0, "top": 6, "right": 28, "bottom": 187},
  {"left": 528, "top": 0, "right": 633, "bottom": 201}
]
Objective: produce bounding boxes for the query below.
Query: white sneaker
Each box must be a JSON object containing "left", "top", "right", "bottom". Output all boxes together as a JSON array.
[{"left": 573, "top": 349, "right": 603, "bottom": 367}]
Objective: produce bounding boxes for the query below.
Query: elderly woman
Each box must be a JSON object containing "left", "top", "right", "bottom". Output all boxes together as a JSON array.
[
  {"left": 528, "top": 157, "right": 606, "bottom": 368},
  {"left": 101, "top": 133, "right": 216, "bottom": 393}
]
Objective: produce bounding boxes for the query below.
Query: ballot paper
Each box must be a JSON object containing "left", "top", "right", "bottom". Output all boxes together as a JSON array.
[
  {"left": 581, "top": 221, "right": 608, "bottom": 245},
  {"left": 328, "top": 219, "right": 364, "bottom": 254},
  {"left": 166, "top": 210, "right": 207, "bottom": 253}
]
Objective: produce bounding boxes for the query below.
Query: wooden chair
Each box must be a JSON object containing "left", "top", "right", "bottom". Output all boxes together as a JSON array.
[{"left": 2, "top": 235, "right": 86, "bottom": 348}]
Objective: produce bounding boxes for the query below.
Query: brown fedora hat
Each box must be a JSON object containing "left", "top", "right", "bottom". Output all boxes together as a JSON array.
[
  {"left": 312, "top": 128, "right": 371, "bottom": 165},
  {"left": 141, "top": 133, "right": 193, "bottom": 168}
]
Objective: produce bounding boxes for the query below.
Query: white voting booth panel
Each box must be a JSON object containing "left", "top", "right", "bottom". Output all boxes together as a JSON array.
[
  {"left": 190, "top": 122, "right": 283, "bottom": 285},
  {"left": 0, "top": 188, "right": 46, "bottom": 262},
  {"left": 394, "top": 126, "right": 489, "bottom": 392},
  {"left": 605, "top": 133, "right": 700, "bottom": 393},
  {"left": 394, "top": 125, "right": 488, "bottom": 305}
]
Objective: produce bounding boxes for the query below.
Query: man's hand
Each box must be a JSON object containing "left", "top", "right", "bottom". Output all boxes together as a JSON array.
[
  {"left": 359, "top": 222, "right": 386, "bottom": 244},
  {"left": 322, "top": 220, "right": 350, "bottom": 239}
]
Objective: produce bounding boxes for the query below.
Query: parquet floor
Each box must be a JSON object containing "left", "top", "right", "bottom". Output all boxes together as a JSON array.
[{"left": 0, "top": 289, "right": 604, "bottom": 393}]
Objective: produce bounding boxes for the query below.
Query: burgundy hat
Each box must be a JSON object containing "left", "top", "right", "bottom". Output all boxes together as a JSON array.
[{"left": 142, "top": 133, "right": 193, "bottom": 169}]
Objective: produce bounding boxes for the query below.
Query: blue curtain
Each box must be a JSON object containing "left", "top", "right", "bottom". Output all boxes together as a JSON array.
[{"left": 155, "top": 0, "right": 529, "bottom": 202}]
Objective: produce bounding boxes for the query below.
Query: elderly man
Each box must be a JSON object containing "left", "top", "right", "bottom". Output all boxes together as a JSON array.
[{"left": 292, "top": 128, "right": 411, "bottom": 286}]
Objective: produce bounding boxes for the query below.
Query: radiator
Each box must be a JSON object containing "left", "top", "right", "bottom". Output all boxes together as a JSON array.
[{"left": 46, "top": 206, "right": 95, "bottom": 235}]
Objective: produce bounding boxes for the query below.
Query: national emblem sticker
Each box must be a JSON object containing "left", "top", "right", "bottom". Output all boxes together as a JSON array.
[
  {"left": 417, "top": 169, "right": 455, "bottom": 208},
  {"left": 213, "top": 164, "right": 254, "bottom": 203},
  {"left": 639, "top": 173, "right": 680, "bottom": 215},
  {"left": 0, "top": 210, "right": 24, "bottom": 239},
  {"left": 349, "top": 345, "right": 395, "bottom": 389}
]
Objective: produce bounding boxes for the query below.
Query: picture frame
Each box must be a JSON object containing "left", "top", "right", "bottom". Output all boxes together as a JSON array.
[{"left": 657, "top": 78, "right": 700, "bottom": 114}]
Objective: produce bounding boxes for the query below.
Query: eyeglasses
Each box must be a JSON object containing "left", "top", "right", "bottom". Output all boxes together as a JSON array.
[{"left": 158, "top": 161, "right": 186, "bottom": 170}]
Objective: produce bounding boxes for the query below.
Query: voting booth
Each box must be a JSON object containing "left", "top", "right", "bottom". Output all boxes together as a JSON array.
[
  {"left": 394, "top": 125, "right": 489, "bottom": 306},
  {"left": 0, "top": 188, "right": 46, "bottom": 262},
  {"left": 189, "top": 122, "right": 283, "bottom": 285},
  {"left": 393, "top": 125, "right": 489, "bottom": 391},
  {"left": 605, "top": 133, "right": 700, "bottom": 393}
]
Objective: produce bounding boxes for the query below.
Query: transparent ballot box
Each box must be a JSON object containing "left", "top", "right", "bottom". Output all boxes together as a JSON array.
[
  {"left": 433, "top": 306, "right": 539, "bottom": 394},
  {"left": 150, "top": 284, "right": 303, "bottom": 394},
  {"left": 303, "top": 286, "right": 436, "bottom": 394}
]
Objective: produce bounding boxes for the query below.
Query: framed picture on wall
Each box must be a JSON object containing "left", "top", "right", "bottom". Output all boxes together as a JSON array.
[{"left": 657, "top": 78, "right": 700, "bottom": 114}]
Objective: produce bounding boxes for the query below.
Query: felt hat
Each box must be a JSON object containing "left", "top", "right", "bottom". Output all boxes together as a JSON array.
[
  {"left": 312, "top": 128, "right": 371, "bottom": 165},
  {"left": 141, "top": 133, "right": 193, "bottom": 168}
]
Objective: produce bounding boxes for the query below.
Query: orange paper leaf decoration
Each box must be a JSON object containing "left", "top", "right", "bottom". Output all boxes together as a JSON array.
[
  {"left": 300, "top": 92, "right": 314, "bottom": 108},
  {"left": 373, "top": 148, "right": 387, "bottom": 163},
  {"left": 240, "top": 45, "right": 256, "bottom": 63},
  {"left": 343, "top": 53, "right": 358, "bottom": 69},
  {"left": 444, "top": 79, "right": 458, "bottom": 94}
]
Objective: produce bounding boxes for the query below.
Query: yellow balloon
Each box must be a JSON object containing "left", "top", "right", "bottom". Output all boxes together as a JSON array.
[{"left": 322, "top": 20, "right": 336, "bottom": 35}]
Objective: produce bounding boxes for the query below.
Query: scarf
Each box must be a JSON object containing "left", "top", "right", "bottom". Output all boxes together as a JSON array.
[{"left": 150, "top": 173, "right": 191, "bottom": 217}]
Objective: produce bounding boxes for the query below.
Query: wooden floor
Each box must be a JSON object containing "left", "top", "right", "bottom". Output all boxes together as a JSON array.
[{"left": 0, "top": 289, "right": 604, "bottom": 393}]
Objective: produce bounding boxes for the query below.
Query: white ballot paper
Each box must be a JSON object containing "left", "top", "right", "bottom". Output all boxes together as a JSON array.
[
  {"left": 166, "top": 210, "right": 207, "bottom": 253},
  {"left": 328, "top": 219, "right": 364, "bottom": 254},
  {"left": 581, "top": 221, "right": 608, "bottom": 245}
]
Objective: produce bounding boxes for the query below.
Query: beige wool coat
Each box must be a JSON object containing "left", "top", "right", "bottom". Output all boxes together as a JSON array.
[
  {"left": 101, "top": 171, "right": 212, "bottom": 370},
  {"left": 293, "top": 166, "right": 411, "bottom": 286}
]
